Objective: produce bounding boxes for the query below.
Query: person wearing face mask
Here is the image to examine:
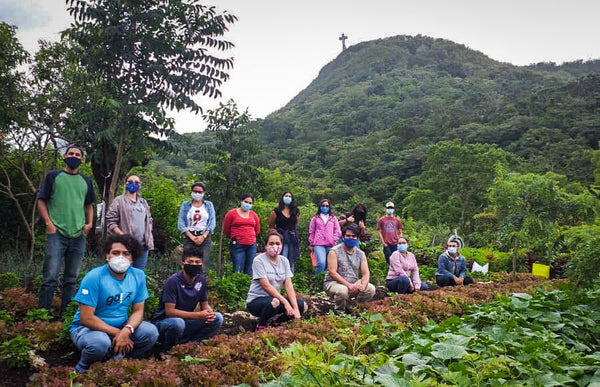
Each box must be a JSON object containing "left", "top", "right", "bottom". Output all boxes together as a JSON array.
[
  {"left": 69, "top": 234, "right": 158, "bottom": 372},
  {"left": 177, "top": 181, "right": 217, "bottom": 269},
  {"left": 308, "top": 199, "right": 341, "bottom": 274},
  {"left": 377, "top": 201, "right": 404, "bottom": 265},
  {"left": 435, "top": 235, "right": 474, "bottom": 287},
  {"left": 324, "top": 223, "right": 376, "bottom": 314},
  {"left": 338, "top": 203, "right": 371, "bottom": 242},
  {"left": 268, "top": 191, "right": 300, "bottom": 273},
  {"left": 106, "top": 174, "right": 154, "bottom": 269},
  {"left": 246, "top": 232, "right": 306, "bottom": 331},
  {"left": 37, "top": 143, "right": 96, "bottom": 317},
  {"left": 385, "top": 237, "right": 429, "bottom": 293},
  {"left": 223, "top": 193, "right": 261, "bottom": 274},
  {"left": 152, "top": 248, "right": 223, "bottom": 352}
]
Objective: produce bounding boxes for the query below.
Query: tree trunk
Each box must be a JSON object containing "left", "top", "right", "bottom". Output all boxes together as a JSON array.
[
  {"left": 217, "top": 228, "right": 224, "bottom": 277},
  {"left": 107, "top": 127, "right": 126, "bottom": 206}
]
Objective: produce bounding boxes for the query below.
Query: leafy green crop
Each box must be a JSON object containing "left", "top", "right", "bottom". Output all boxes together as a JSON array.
[{"left": 0, "top": 335, "right": 32, "bottom": 368}]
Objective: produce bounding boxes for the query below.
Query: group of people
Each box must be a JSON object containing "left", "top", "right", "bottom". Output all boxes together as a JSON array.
[{"left": 36, "top": 144, "right": 473, "bottom": 372}]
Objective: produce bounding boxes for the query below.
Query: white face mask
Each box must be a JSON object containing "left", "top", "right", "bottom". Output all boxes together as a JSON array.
[
  {"left": 108, "top": 255, "right": 131, "bottom": 273},
  {"left": 191, "top": 192, "right": 204, "bottom": 201},
  {"left": 266, "top": 244, "right": 282, "bottom": 257},
  {"left": 447, "top": 247, "right": 458, "bottom": 255}
]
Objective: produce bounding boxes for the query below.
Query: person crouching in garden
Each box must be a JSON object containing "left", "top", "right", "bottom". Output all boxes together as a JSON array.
[
  {"left": 69, "top": 234, "right": 158, "bottom": 372},
  {"left": 324, "top": 223, "right": 375, "bottom": 314},
  {"left": 152, "top": 248, "right": 223, "bottom": 352},
  {"left": 385, "top": 236, "right": 429, "bottom": 294},
  {"left": 246, "top": 231, "right": 307, "bottom": 331},
  {"left": 435, "top": 236, "right": 474, "bottom": 287}
]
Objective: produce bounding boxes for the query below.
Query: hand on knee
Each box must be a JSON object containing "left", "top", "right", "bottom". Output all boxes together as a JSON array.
[{"left": 271, "top": 298, "right": 280, "bottom": 308}]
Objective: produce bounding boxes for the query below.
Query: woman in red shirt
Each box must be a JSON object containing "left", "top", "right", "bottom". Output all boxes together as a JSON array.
[{"left": 223, "top": 193, "right": 261, "bottom": 274}]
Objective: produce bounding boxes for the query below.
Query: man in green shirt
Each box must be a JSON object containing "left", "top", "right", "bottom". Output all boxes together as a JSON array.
[{"left": 37, "top": 143, "right": 96, "bottom": 317}]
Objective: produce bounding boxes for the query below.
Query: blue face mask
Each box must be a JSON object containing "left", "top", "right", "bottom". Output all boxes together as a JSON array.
[
  {"left": 125, "top": 182, "right": 140, "bottom": 193},
  {"left": 320, "top": 206, "right": 330, "bottom": 214},
  {"left": 386, "top": 208, "right": 394, "bottom": 215},
  {"left": 343, "top": 238, "right": 359, "bottom": 248},
  {"left": 64, "top": 157, "right": 82, "bottom": 170},
  {"left": 447, "top": 247, "right": 457, "bottom": 255},
  {"left": 397, "top": 243, "right": 408, "bottom": 252},
  {"left": 283, "top": 196, "right": 292, "bottom": 205},
  {"left": 241, "top": 202, "right": 253, "bottom": 211}
]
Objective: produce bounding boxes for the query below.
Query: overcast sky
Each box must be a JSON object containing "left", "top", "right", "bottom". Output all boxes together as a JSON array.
[{"left": 2, "top": 0, "right": 599, "bottom": 133}]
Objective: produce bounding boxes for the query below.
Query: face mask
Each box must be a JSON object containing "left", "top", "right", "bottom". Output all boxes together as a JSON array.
[
  {"left": 183, "top": 264, "right": 203, "bottom": 277},
  {"left": 108, "top": 255, "right": 131, "bottom": 274},
  {"left": 283, "top": 196, "right": 292, "bottom": 205},
  {"left": 266, "top": 244, "right": 282, "bottom": 257},
  {"left": 125, "top": 182, "right": 140, "bottom": 193},
  {"left": 386, "top": 208, "right": 394, "bottom": 215},
  {"left": 320, "top": 206, "right": 330, "bottom": 214},
  {"left": 343, "top": 238, "right": 359, "bottom": 249},
  {"left": 447, "top": 247, "right": 458, "bottom": 255},
  {"left": 191, "top": 192, "right": 204, "bottom": 201},
  {"left": 65, "top": 157, "right": 82, "bottom": 170},
  {"left": 397, "top": 244, "right": 408, "bottom": 252},
  {"left": 241, "top": 202, "right": 253, "bottom": 211}
]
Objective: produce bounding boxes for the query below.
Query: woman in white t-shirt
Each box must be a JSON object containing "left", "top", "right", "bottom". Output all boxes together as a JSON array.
[
  {"left": 177, "top": 181, "right": 217, "bottom": 268},
  {"left": 246, "top": 231, "right": 307, "bottom": 331}
]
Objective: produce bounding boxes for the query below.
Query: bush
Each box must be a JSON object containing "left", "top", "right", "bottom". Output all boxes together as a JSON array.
[
  {"left": 0, "top": 335, "right": 32, "bottom": 368},
  {"left": 212, "top": 273, "right": 251, "bottom": 311},
  {"left": 1, "top": 287, "right": 37, "bottom": 317},
  {"left": 564, "top": 226, "right": 600, "bottom": 288},
  {"left": 23, "top": 308, "right": 52, "bottom": 322},
  {"left": 0, "top": 272, "right": 21, "bottom": 291}
]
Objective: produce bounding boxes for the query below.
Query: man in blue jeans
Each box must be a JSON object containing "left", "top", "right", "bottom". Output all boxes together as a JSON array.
[
  {"left": 70, "top": 234, "right": 158, "bottom": 372},
  {"left": 37, "top": 143, "right": 95, "bottom": 317},
  {"left": 152, "top": 248, "right": 223, "bottom": 352}
]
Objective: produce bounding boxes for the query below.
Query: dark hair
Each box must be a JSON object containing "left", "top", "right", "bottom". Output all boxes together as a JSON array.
[
  {"left": 341, "top": 222, "right": 360, "bottom": 237},
  {"left": 191, "top": 181, "right": 206, "bottom": 191},
  {"left": 182, "top": 246, "right": 203, "bottom": 261},
  {"left": 65, "top": 143, "right": 84, "bottom": 156},
  {"left": 352, "top": 203, "right": 367, "bottom": 224},
  {"left": 398, "top": 236, "right": 408, "bottom": 244},
  {"left": 315, "top": 199, "right": 333, "bottom": 215},
  {"left": 240, "top": 193, "right": 254, "bottom": 202},
  {"left": 276, "top": 191, "right": 299, "bottom": 217},
  {"left": 103, "top": 234, "right": 141, "bottom": 261},
  {"left": 264, "top": 231, "right": 283, "bottom": 245}
]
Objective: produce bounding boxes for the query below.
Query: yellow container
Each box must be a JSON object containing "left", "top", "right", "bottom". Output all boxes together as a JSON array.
[{"left": 532, "top": 263, "right": 550, "bottom": 279}]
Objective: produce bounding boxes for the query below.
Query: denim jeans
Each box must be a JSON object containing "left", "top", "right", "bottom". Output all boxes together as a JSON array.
[
  {"left": 386, "top": 275, "right": 430, "bottom": 293},
  {"left": 230, "top": 242, "right": 256, "bottom": 274},
  {"left": 133, "top": 249, "right": 149, "bottom": 270},
  {"left": 70, "top": 321, "right": 159, "bottom": 372},
  {"left": 38, "top": 232, "right": 87, "bottom": 316},
  {"left": 154, "top": 313, "right": 223, "bottom": 352},
  {"left": 247, "top": 296, "right": 306, "bottom": 326},
  {"left": 383, "top": 245, "right": 397, "bottom": 266},
  {"left": 313, "top": 245, "right": 331, "bottom": 274}
]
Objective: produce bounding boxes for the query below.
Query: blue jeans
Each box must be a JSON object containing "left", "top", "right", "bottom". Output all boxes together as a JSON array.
[
  {"left": 38, "top": 232, "right": 87, "bottom": 316},
  {"left": 386, "top": 275, "right": 430, "bottom": 293},
  {"left": 230, "top": 242, "right": 257, "bottom": 274},
  {"left": 70, "top": 321, "right": 158, "bottom": 372},
  {"left": 247, "top": 296, "right": 306, "bottom": 326},
  {"left": 154, "top": 313, "right": 223, "bottom": 352},
  {"left": 383, "top": 245, "right": 397, "bottom": 266},
  {"left": 133, "top": 249, "right": 149, "bottom": 270},
  {"left": 313, "top": 245, "right": 331, "bottom": 274}
]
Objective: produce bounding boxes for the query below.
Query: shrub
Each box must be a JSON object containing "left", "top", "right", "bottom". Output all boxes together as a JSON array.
[
  {"left": 0, "top": 335, "right": 32, "bottom": 368},
  {"left": 23, "top": 308, "right": 52, "bottom": 322},
  {"left": 212, "top": 273, "right": 251, "bottom": 311},
  {"left": 0, "top": 272, "right": 21, "bottom": 291}
]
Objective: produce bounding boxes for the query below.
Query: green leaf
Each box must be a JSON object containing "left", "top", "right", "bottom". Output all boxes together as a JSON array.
[{"left": 431, "top": 342, "right": 467, "bottom": 360}]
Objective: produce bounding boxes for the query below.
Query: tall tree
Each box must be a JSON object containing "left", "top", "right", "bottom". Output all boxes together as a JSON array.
[
  {"left": 63, "top": 0, "right": 237, "bottom": 204},
  {"left": 201, "top": 99, "right": 263, "bottom": 274}
]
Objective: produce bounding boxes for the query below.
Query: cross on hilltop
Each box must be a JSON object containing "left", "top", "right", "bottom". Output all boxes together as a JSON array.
[{"left": 339, "top": 33, "right": 348, "bottom": 51}]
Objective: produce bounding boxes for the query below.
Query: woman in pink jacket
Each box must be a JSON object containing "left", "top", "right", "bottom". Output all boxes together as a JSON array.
[
  {"left": 386, "top": 236, "right": 429, "bottom": 293},
  {"left": 308, "top": 199, "right": 341, "bottom": 274}
]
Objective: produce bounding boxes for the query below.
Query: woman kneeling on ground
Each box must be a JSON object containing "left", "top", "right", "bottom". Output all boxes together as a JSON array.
[
  {"left": 246, "top": 231, "right": 307, "bottom": 331},
  {"left": 385, "top": 236, "right": 429, "bottom": 293}
]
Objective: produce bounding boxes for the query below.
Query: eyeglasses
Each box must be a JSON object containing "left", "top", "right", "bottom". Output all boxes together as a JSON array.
[{"left": 386, "top": 206, "right": 394, "bottom": 209}]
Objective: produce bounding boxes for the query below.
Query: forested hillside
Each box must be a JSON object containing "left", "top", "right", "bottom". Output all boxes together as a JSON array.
[{"left": 165, "top": 34, "right": 600, "bottom": 257}]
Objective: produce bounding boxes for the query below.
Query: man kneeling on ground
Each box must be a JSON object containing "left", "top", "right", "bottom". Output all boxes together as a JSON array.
[
  {"left": 70, "top": 234, "right": 158, "bottom": 372},
  {"left": 152, "top": 248, "right": 223, "bottom": 352},
  {"left": 324, "top": 223, "right": 376, "bottom": 314}
]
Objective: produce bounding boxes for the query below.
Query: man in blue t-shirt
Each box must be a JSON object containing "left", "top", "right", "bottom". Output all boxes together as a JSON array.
[
  {"left": 70, "top": 234, "right": 158, "bottom": 372},
  {"left": 152, "top": 248, "right": 223, "bottom": 352}
]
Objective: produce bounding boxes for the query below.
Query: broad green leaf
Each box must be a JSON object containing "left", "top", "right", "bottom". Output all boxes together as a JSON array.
[{"left": 431, "top": 342, "right": 467, "bottom": 360}]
